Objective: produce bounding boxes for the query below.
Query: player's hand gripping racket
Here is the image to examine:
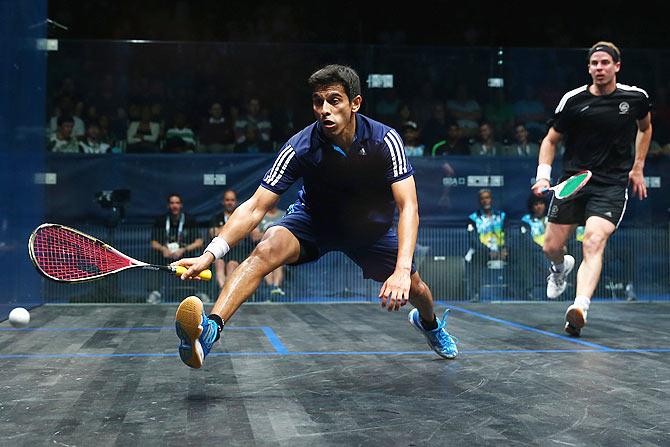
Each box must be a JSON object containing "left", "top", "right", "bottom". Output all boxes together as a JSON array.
[
  {"left": 542, "top": 170, "right": 592, "bottom": 199},
  {"left": 28, "top": 223, "right": 212, "bottom": 283}
]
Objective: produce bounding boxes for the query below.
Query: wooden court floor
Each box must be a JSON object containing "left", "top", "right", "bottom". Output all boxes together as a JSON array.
[{"left": 1, "top": 301, "right": 669, "bottom": 446}]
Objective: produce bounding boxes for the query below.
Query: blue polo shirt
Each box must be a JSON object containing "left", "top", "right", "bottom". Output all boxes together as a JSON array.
[{"left": 261, "top": 113, "right": 413, "bottom": 241}]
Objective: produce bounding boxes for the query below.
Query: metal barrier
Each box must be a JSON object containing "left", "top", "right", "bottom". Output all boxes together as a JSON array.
[{"left": 40, "top": 224, "right": 669, "bottom": 304}]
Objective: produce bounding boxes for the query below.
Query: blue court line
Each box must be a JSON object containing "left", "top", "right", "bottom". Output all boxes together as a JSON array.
[
  {"left": 260, "top": 326, "right": 288, "bottom": 353},
  {"left": 2, "top": 348, "right": 670, "bottom": 360},
  {"left": 440, "top": 302, "right": 613, "bottom": 351}
]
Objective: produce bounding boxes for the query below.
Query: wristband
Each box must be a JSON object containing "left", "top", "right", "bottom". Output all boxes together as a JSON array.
[
  {"left": 536, "top": 163, "right": 552, "bottom": 181},
  {"left": 204, "top": 236, "right": 230, "bottom": 260}
]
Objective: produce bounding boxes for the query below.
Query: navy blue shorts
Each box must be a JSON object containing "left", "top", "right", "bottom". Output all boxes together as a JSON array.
[{"left": 269, "top": 202, "right": 416, "bottom": 282}]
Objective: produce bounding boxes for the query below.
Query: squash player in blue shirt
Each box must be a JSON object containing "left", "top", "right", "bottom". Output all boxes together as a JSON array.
[{"left": 171, "top": 64, "right": 458, "bottom": 368}]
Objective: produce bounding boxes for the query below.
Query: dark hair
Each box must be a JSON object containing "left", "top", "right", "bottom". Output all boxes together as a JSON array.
[
  {"left": 527, "top": 194, "right": 547, "bottom": 212},
  {"left": 167, "top": 193, "right": 182, "bottom": 203},
  {"left": 57, "top": 115, "right": 75, "bottom": 127},
  {"left": 308, "top": 64, "right": 361, "bottom": 101}
]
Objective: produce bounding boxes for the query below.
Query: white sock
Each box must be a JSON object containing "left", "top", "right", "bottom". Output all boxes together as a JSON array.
[
  {"left": 574, "top": 295, "right": 590, "bottom": 311},
  {"left": 551, "top": 261, "right": 565, "bottom": 273}
]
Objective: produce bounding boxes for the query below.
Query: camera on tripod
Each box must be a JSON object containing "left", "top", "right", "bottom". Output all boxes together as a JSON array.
[{"left": 94, "top": 189, "right": 130, "bottom": 225}]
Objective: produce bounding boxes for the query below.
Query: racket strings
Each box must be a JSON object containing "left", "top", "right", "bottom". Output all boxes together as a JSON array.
[{"left": 32, "top": 227, "right": 131, "bottom": 280}]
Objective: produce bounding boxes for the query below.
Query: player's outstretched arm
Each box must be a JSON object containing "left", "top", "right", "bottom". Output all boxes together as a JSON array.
[
  {"left": 629, "top": 113, "right": 652, "bottom": 200},
  {"left": 173, "top": 186, "right": 280, "bottom": 279},
  {"left": 379, "top": 176, "right": 418, "bottom": 311},
  {"left": 532, "top": 127, "right": 562, "bottom": 197}
]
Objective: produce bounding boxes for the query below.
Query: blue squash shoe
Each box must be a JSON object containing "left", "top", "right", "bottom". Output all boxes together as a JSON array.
[
  {"left": 408, "top": 308, "right": 458, "bottom": 359},
  {"left": 175, "top": 296, "right": 219, "bottom": 369}
]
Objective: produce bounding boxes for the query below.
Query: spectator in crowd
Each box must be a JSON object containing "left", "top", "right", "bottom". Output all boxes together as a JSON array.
[
  {"left": 208, "top": 189, "right": 254, "bottom": 290},
  {"left": 516, "top": 194, "right": 550, "bottom": 299},
  {"left": 469, "top": 121, "right": 503, "bottom": 156},
  {"left": 148, "top": 193, "right": 204, "bottom": 304},
  {"left": 393, "top": 102, "right": 416, "bottom": 131},
  {"left": 464, "top": 189, "right": 508, "bottom": 301},
  {"left": 48, "top": 115, "right": 80, "bottom": 153},
  {"left": 126, "top": 105, "right": 161, "bottom": 153},
  {"left": 83, "top": 105, "right": 99, "bottom": 128},
  {"left": 421, "top": 101, "right": 448, "bottom": 151},
  {"left": 234, "top": 97, "right": 272, "bottom": 147},
  {"left": 374, "top": 88, "right": 402, "bottom": 124},
  {"left": 49, "top": 96, "right": 86, "bottom": 139},
  {"left": 164, "top": 111, "right": 197, "bottom": 153},
  {"left": 506, "top": 122, "right": 540, "bottom": 157},
  {"left": 411, "top": 80, "right": 438, "bottom": 126},
  {"left": 251, "top": 204, "right": 287, "bottom": 296},
  {"left": 79, "top": 121, "right": 111, "bottom": 154},
  {"left": 97, "top": 115, "right": 119, "bottom": 149},
  {"left": 150, "top": 102, "right": 167, "bottom": 141},
  {"left": 401, "top": 121, "right": 426, "bottom": 157},
  {"left": 431, "top": 120, "right": 470, "bottom": 156},
  {"left": 512, "top": 84, "right": 548, "bottom": 142},
  {"left": 198, "top": 102, "right": 235, "bottom": 153},
  {"left": 235, "top": 123, "right": 271, "bottom": 153},
  {"left": 446, "top": 82, "right": 482, "bottom": 139},
  {"left": 483, "top": 88, "right": 516, "bottom": 142}
]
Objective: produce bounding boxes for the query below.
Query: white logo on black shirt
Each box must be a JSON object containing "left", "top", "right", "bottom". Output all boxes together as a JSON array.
[
  {"left": 619, "top": 102, "right": 630, "bottom": 114},
  {"left": 358, "top": 147, "right": 366, "bottom": 156},
  {"left": 580, "top": 105, "right": 590, "bottom": 112}
]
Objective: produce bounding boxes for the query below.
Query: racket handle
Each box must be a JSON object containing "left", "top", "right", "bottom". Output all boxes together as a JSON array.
[{"left": 174, "top": 265, "right": 212, "bottom": 281}]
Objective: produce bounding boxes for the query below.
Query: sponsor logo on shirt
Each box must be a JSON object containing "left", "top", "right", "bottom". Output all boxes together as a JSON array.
[{"left": 619, "top": 102, "right": 630, "bottom": 114}]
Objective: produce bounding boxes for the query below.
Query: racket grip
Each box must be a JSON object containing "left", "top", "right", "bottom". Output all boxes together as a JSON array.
[{"left": 174, "top": 266, "right": 213, "bottom": 281}]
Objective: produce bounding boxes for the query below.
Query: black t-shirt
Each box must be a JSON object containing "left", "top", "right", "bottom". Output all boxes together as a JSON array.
[
  {"left": 151, "top": 213, "right": 200, "bottom": 247},
  {"left": 208, "top": 211, "right": 229, "bottom": 229},
  {"left": 550, "top": 84, "right": 652, "bottom": 185}
]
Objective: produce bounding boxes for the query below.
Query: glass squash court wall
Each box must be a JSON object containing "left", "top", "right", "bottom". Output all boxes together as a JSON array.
[
  {"left": 16, "top": 38, "right": 670, "bottom": 304},
  {"left": 0, "top": 1, "right": 48, "bottom": 319}
]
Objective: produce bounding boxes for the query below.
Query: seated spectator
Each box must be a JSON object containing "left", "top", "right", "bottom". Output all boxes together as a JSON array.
[
  {"left": 208, "top": 189, "right": 255, "bottom": 291},
  {"left": 421, "top": 101, "right": 448, "bottom": 151},
  {"left": 49, "top": 96, "right": 86, "bottom": 139},
  {"left": 234, "top": 97, "right": 272, "bottom": 147},
  {"left": 483, "top": 88, "right": 515, "bottom": 142},
  {"left": 512, "top": 85, "right": 548, "bottom": 142},
  {"left": 98, "top": 115, "right": 118, "bottom": 147},
  {"left": 446, "top": 82, "right": 482, "bottom": 139},
  {"left": 401, "top": 121, "right": 426, "bottom": 157},
  {"left": 48, "top": 115, "right": 80, "bottom": 153},
  {"left": 431, "top": 120, "right": 470, "bottom": 156},
  {"left": 235, "top": 123, "right": 271, "bottom": 153},
  {"left": 505, "top": 123, "right": 540, "bottom": 157},
  {"left": 148, "top": 193, "right": 204, "bottom": 304},
  {"left": 198, "top": 102, "right": 235, "bottom": 153},
  {"left": 464, "top": 189, "right": 508, "bottom": 301},
  {"left": 516, "top": 194, "right": 550, "bottom": 299},
  {"left": 79, "top": 122, "right": 111, "bottom": 154},
  {"left": 126, "top": 106, "right": 160, "bottom": 153},
  {"left": 374, "top": 88, "right": 402, "bottom": 124},
  {"left": 164, "top": 112, "right": 196, "bottom": 153},
  {"left": 469, "top": 121, "right": 503, "bottom": 156}
]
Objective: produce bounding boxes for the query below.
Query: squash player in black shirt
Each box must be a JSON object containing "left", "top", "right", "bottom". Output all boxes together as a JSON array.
[{"left": 531, "top": 41, "right": 653, "bottom": 337}]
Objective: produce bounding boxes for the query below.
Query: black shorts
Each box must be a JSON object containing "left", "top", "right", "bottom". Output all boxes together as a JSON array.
[{"left": 547, "top": 181, "right": 628, "bottom": 228}]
